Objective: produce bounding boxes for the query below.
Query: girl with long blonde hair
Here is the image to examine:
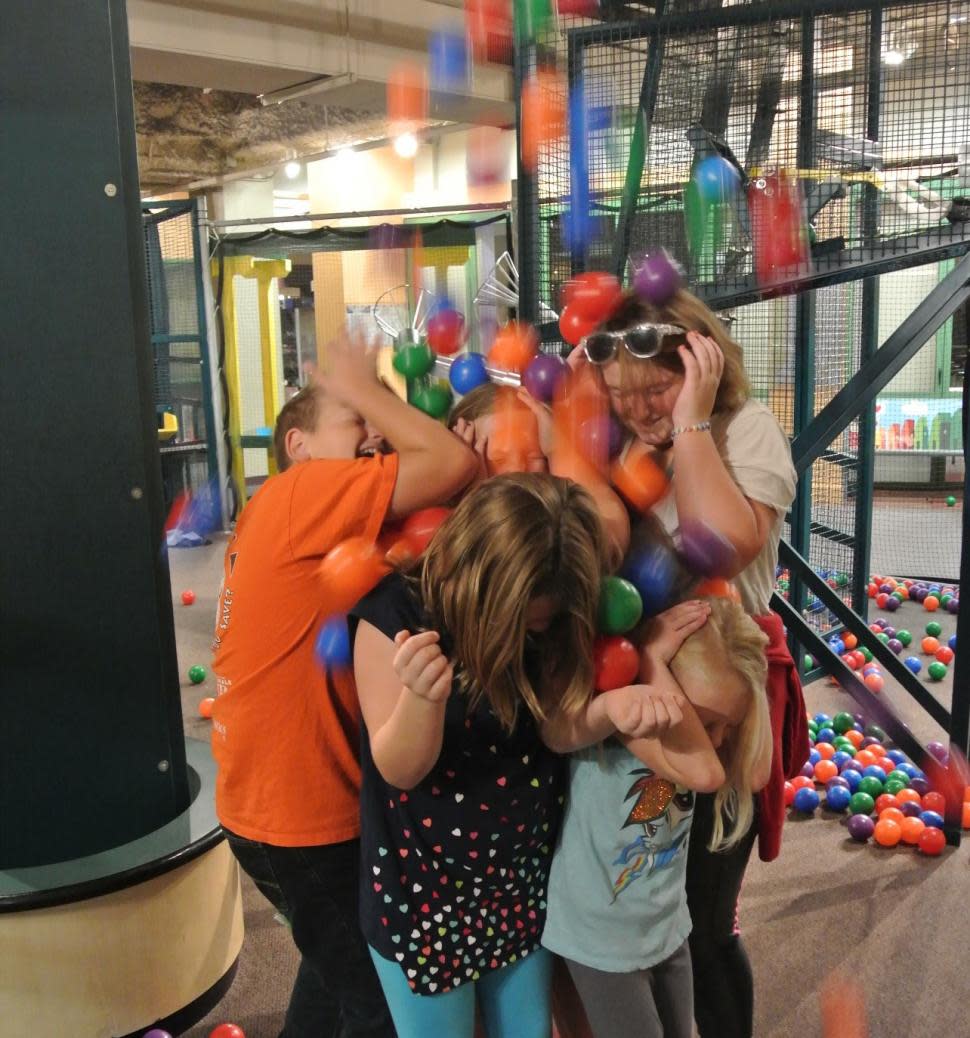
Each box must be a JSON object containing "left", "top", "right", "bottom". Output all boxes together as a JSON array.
[{"left": 350, "top": 473, "right": 682, "bottom": 1038}]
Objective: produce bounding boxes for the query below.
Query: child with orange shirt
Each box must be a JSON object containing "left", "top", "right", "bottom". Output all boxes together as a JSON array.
[{"left": 211, "top": 331, "right": 477, "bottom": 1038}]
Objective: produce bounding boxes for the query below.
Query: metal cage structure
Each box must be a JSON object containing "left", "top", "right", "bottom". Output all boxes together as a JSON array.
[{"left": 515, "top": 0, "right": 970, "bottom": 836}]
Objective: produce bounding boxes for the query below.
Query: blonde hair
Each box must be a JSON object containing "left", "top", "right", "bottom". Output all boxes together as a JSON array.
[
  {"left": 601, "top": 290, "right": 750, "bottom": 418},
  {"left": 669, "top": 597, "right": 770, "bottom": 852},
  {"left": 418, "top": 473, "right": 606, "bottom": 732}
]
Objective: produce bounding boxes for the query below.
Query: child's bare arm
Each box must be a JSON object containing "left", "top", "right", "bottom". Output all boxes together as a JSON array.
[
  {"left": 354, "top": 622, "right": 452, "bottom": 789},
  {"left": 323, "top": 332, "right": 478, "bottom": 516},
  {"left": 540, "top": 684, "right": 684, "bottom": 754},
  {"left": 619, "top": 663, "right": 725, "bottom": 792}
]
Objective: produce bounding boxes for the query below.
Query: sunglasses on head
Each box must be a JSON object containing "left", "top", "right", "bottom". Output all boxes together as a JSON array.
[{"left": 581, "top": 322, "right": 688, "bottom": 365}]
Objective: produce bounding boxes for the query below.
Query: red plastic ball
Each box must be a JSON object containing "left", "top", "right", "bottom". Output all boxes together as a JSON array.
[
  {"left": 791, "top": 775, "right": 815, "bottom": 792},
  {"left": 876, "top": 593, "right": 890, "bottom": 608},
  {"left": 921, "top": 791, "right": 946, "bottom": 815},
  {"left": 918, "top": 827, "right": 946, "bottom": 855},
  {"left": 558, "top": 304, "right": 600, "bottom": 347},
  {"left": 593, "top": 635, "right": 639, "bottom": 692},
  {"left": 210, "top": 1025, "right": 246, "bottom": 1038},
  {"left": 562, "top": 272, "right": 622, "bottom": 321},
  {"left": 199, "top": 697, "right": 215, "bottom": 719},
  {"left": 181, "top": 589, "right": 196, "bottom": 606},
  {"left": 875, "top": 794, "right": 899, "bottom": 814},
  {"left": 936, "top": 646, "right": 955, "bottom": 665},
  {"left": 402, "top": 507, "right": 452, "bottom": 555},
  {"left": 426, "top": 308, "right": 465, "bottom": 356},
  {"left": 784, "top": 780, "right": 796, "bottom": 805}
]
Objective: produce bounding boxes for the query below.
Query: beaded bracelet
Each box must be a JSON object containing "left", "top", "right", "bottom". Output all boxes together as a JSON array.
[{"left": 671, "top": 420, "right": 712, "bottom": 438}]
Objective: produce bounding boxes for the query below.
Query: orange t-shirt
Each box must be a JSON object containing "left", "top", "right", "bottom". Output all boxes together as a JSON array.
[{"left": 211, "top": 454, "right": 398, "bottom": 846}]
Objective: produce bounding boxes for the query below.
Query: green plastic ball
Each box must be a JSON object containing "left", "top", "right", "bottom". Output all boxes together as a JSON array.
[
  {"left": 836, "top": 572, "right": 849, "bottom": 587},
  {"left": 849, "top": 791, "right": 875, "bottom": 815},
  {"left": 598, "top": 576, "right": 643, "bottom": 635},
  {"left": 946, "top": 495, "right": 956, "bottom": 507},
  {"left": 393, "top": 343, "right": 435, "bottom": 379},
  {"left": 188, "top": 665, "right": 207, "bottom": 685},
  {"left": 807, "top": 718, "right": 819, "bottom": 731},
  {"left": 892, "top": 590, "right": 905, "bottom": 601},
  {"left": 864, "top": 723, "right": 887, "bottom": 741},
  {"left": 884, "top": 779, "right": 907, "bottom": 796},
  {"left": 896, "top": 630, "right": 912, "bottom": 646},
  {"left": 877, "top": 632, "right": 890, "bottom": 644},
  {"left": 941, "top": 595, "right": 953, "bottom": 608},
  {"left": 411, "top": 382, "right": 453, "bottom": 419},
  {"left": 860, "top": 646, "right": 873, "bottom": 662},
  {"left": 925, "top": 621, "right": 943, "bottom": 638},
  {"left": 778, "top": 579, "right": 790, "bottom": 591},
  {"left": 858, "top": 776, "right": 884, "bottom": 798},
  {"left": 833, "top": 712, "right": 855, "bottom": 734},
  {"left": 887, "top": 770, "right": 911, "bottom": 787},
  {"left": 928, "top": 661, "right": 948, "bottom": 681},
  {"left": 804, "top": 655, "right": 815, "bottom": 671}
]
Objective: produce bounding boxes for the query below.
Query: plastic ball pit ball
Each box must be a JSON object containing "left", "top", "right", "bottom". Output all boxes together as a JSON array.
[
  {"left": 800, "top": 761, "right": 816, "bottom": 779},
  {"left": 180, "top": 589, "right": 196, "bottom": 606},
  {"left": 873, "top": 818, "right": 902, "bottom": 847},
  {"left": 910, "top": 776, "right": 931, "bottom": 797},
  {"left": 900, "top": 801, "right": 922, "bottom": 818},
  {"left": 315, "top": 616, "right": 351, "bottom": 670},
  {"left": 143, "top": 1030, "right": 173, "bottom": 1038},
  {"left": 817, "top": 728, "right": 836, "bottom": 745},
  {"left": 923, "top": 595, "right": 940, "bottom": 612},
  {"left": 862, "top": 765, "right": 887, "bottom": 783},
  {"left": 885, "top": 596, "right": 900, "bottom": 612},
  {"left": 814, "top": 713, "right": 833, "bottom": 727},
  {"left": 815, "top": 742, "right": 836, "bottom": 761},
  {"left": 826, "top": 785, "right": 852, "bottom": 812},
  {"left": 847, "top": 814, "right": 875, "bottom": 842},
  {"left": 927, "top": 662, "right": 948, "bottom": 682},
  {"left": 826, "top": 776, "right": 851, "bottom": 792},
  {"left": 925, "top": 620, "right": 943, "bottom": 637},
  {"left": 884, "top": 779, "right": 907, "bottom": 797},
  {"left": 922, "top": 791, "right": 946, "bottom": 814},
  {"left": 833, "top": 711, "right": 855, "bottom": 734},
  {"left": 814, "top": 760, "right": 838, "bottom": 783},
  {"left": 918, "top": 827, "right": 946, "bottom": 856},
  {"left": 887, "top": 638, "right": 903, "bottom": 655},
  {"left": 842, "top": 769, "right": 863, "bottom": 792},
  {"left": 791, "top": 775, "right": 815, "bottom": 792},
  {"left": 849, "top": 791, "right": 875, "bottom": 815},
  {"left": 593, "top": 636, "right": 639, "bottom": 692},
  {"left": 633, "top": 250, "right": 683, "bottom": 305},
  {"left": 904, "top": 656, "right": 922, "bottom": 674},
  {"left": 188, "top": 665, "right": 207, "bottom": 685},
  {"left": 936, "top": 646, "right": 955, "bottom": 665},
  {"left": 793, "top": 787, "right": 820, "bottom": 813},
  {"left": 896, "top": 629, "right": 912, "bottom": 646},
  {"left": 598, "top": 576, "right": 644, "bottom": 635},
  {"left": 919, "top": 810, "right": 945, "bottom": 829},
  {"left": 949, "top": 634, "right": 957, "bottom": 651},
  {"left": 858, "top": 776, "right": 884, "bottom": 799},
  {"left": 449, "top": 352, "right": 489, "bottom": 394},
  {"left": 210, "top": 1026, "right": 246, "bottom": 1038},
  {"left": 522, "top": 353, "right": 567, "bottom": 402},
  {"left": 784, "top": 781, "right": 796, "bottom": 806},
  {"left": 878, "top": 806, "right": 906, "bottom": 827},
  {"left": 199, "top": 697, "right": 215, "bottom": 719},
  {"left": 922, "top": 636, "right": 941, "bottom": 655},
  {"left": 875, "top": 793, "right": 899, "bottom": 814}
]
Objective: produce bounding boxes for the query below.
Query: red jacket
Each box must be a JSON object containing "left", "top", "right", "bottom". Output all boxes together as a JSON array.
[{"left": 753, "top": 612, "right": 810, "bottom": 862}]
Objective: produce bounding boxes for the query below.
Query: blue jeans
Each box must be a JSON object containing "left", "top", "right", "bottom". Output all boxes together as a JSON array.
[
  {"left": 223, "top": 829, "right": 395, "bottom": 1038},
  {"left": 369, "top": 943, "right": 553, "bottom": 1038}
]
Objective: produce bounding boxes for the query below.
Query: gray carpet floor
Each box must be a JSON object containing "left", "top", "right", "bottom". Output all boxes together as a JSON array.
[{"left": 169, "top": 536, "right": 966, "bottom": 1038}]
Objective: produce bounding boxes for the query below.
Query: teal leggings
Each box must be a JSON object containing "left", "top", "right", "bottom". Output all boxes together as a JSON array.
[{"left": 368, "top": 945, "right": 553, "bottom": 1038}]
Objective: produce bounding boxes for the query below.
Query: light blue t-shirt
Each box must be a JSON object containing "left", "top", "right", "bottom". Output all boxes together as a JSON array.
[{"left": 542, "top": 740, "right": 695, "bottom": 972}]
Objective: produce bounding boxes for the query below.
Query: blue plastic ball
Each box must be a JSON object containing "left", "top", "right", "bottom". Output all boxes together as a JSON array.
[
  {"left": 814, "top": 713, "right": 833, "bottom": 728},
  {"left": 817, "top": 727, "right": 836, "bottom": 745},
  {"left": 887, "top": 749, "right": 907, "bottom": 765},
  {"left": 314, "top": 616, "right": 351, "bottom": 670},
  {"left": 862, "top": 765, "right": 887, "bottom": 783},
  {"left": 809, "top": 748, "right": 821, "bottom": 766},
  {"left": 826, "top": 785, "right": 852, "bottom": 812},
  {"left": 949, "top": 634, "right": 957, "bottom": 651},
  {"left": 833, "top": 751, "right": 853, "bottom": 770},
  {"left": 621, "top": 543, "right": 677, "bottom": 617},
  {"left": 829, "top": 639, "right": 846, "bottom": 655},
  {"left": 920, "top": 810, "right": 944, "bottom": 829},
  {"left": 904, "top": 656, "right": 922, "bottom": 674},
  {"left": 793, "top": 787, "right": 821, "bottom": 813},
  {"left": 449, "top": 352, "right": 490, "bottom": 395},
  {"left": 429, "top": 31, "right": 468, "bottom": 92},
  {"left": 896, "top": 762, "right": 919, "bottom": 778},
  {"left": 693, "top": 155, "right": 741, "bottom": 205},
  {"left": 842, "top": 768, "right": 863, "bottom": 791}
]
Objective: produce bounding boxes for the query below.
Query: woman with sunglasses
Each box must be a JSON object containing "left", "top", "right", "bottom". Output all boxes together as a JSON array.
[{"left": 575, "top": 287, "right": 808, "bottom": 1038}]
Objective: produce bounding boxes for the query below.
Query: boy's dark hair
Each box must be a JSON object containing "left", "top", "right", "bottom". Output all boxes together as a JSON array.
[{"left": 273, "top": 384, "right": 322, "bottom": 472}]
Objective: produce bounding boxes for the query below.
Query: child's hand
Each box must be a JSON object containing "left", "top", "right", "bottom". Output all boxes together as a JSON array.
[
  {"left": 515, "top": 389, "right": 555, "bottom": 458},
  {"left": 393, "top": 630, "right": 453, "bottom": 703},
  {"left": 642, "top": 600, "right": 711, "bottom": 674},
  {"left": 452, "top": 418, "right": 490, "bottom": 483},
  {"left": 604, "top": 685, "right": 685, "bottom": 739},
  {"left": 320, "top": 329, "right": 380, "bottom": 400}
]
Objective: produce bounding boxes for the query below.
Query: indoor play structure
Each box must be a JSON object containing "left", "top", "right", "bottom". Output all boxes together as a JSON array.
[{"left": 513, "top": 0, "right": 969, "bottom": 836}]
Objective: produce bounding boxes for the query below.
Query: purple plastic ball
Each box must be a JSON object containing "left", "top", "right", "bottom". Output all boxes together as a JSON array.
[
  {"left": 861, "top": 736, "right": 881, "bottom": 749},
  {"left": 579, "top": 414, "right": 624, "bottom": 460},
  {"left": 522, "top": 353, "right": 567, "bottom": 403},
  {"left": 633, "top": 249, "right": 684, "bottom": 305},
  {"left": 883, "top": 626, "right": 896, "bottom": 639},
  {"left": 679, "top": 518, "right": 738, "bottom": 578},
  {"left": 900, "top": 800, "right": 922, "bottom": 818},
  {"left": 947, "top": 597, "right": 959, "bottom": 614},
  {"left": 872, "top": 618, "right": 887, "bottom": 629},
  {"left": 927, "top": 740, "right": 948, "bottom": 762},
  {"left": 800, "top": 761, "right": 816, "bottom": 779},
  {"left": 826, "top": 776, "right": 851, "bottom": 792},
  {"left": 879, "top": 583, "right": 893, "bottom": 594},
  {"left": 143, "top": 1031, "right": 174, "bottom": 1038},
  {"left": 847, "top": 813, "right": 875, "bottom": 841},
  {"left": 885, "top": 596, "right": 900, "bottom": 611},
  {"left": 910, "top": 776, "right": 931, "bottom": 796},
  {"left": 854, "top": 713, "right": 866, "bottom": 725},
  {"left": 887, "top": 638, "right": 903, "bottom": 655}
]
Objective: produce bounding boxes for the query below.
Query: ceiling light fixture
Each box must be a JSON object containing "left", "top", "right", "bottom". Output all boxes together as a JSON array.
[
  {"left": 284, "top": 161, "right": 302, "bottom": 179},
  {"left": 394, "top": 133, "right": 419, "bottom": 159}
]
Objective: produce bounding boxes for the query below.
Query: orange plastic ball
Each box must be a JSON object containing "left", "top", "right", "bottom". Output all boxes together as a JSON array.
[
  {"left": 815, "top": 742, "right": 836, "bottom": 760},
  {"left": 864, "top": 673, "right": 884, "bottom": 693},
  {"left": 921, "top": 636, "right": 941, "bottom": 654},
  {"left": 885, "top": 577, "right": 898, "bottom": 590},
  {"left": 854, "top": 749, "right": 877, "bottom": 769},
  {"left": 842, "top": 632, "right": 858, "bottom": 650},
  {"left": 693, "top": 577, "right": 742, "bottom": 603},
  {"left": 896, "top": 585, "right": 909, "bottom": 599},
  {"left": 866, "top": 743, "right": 886, "bottom": 757},
  {"left": 964, "top": 785, "right": 970, "bottom": 804},
  {"left": 900, "top": 816, "right": 926, "bottom": 845},
  {"left": 963, "top": 802, "right": 970, "bottom": 829},
  {"left": 520, "top": 69, "right": 567, "bottom": 171},
  {"left": 924, "top": 595, "right": 940, "bottom": 611},
  {"left": 199, "top": 697, "right": 215, "bottom": 719},
  {"left": 873, "top": 818, "right": 902, "bottom": 847},
  {"left": 318, "top": 537, "right": 388, "bottom": 613},
  {"left": 489, "top": 321, "right": 539, "bottom": 373},
  {"left": 896, "top": 788, "right": 921, "bottom": 806},
  {"left": 814, "top": 760, "right": 838, "bottom": 783},
  {"left": 845, "top": 729, "right": 865, "bottom": 748},
  {"left": 878, "top": 806, "right": 905, "bottom": 827},
  {"left": 387, "top": 63, "right": 428, "bottom": 132},
  {"left": 610, "top": 447, "right": 669, "bottom": 513}
]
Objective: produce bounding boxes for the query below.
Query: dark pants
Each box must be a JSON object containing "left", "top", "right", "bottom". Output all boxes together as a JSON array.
[
  {"left": 685, "top": 793, "right": 757, "bottom": 1038},
  {"left": 223, "top": 829, "right": 395, "bottom": 1038}
]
